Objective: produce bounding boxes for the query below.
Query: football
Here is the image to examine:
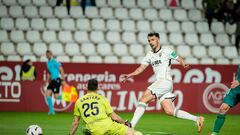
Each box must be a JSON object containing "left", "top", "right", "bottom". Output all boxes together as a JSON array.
[{"left": 26, "top": 125, "right": 42, "bottom": 135}]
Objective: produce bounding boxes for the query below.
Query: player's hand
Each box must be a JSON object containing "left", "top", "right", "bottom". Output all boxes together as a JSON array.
[
  {"left": 121, "top": 74, "right": 131, "bottom": 83},
  {"left": 44, "top": 81, "right": 49, "bottom": 86},
  {"left": 62, "top": 80, "right": 67, "bottom": 86},
  {"left": 124, "top": 120, "right": 132, "bottom": 128},
  {"left": 230, "top": 80, "right": 240, "bottom": 89},
  {"left": 183, "top": 64, "right": 189, "bottom": 69}
]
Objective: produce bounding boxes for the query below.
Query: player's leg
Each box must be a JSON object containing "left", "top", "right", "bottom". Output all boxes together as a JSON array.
[
  {"left": 46, "top": 89, "right": 54, "bottom": 114},
  {"left": 161, "top": 99, "right": 204, "bottom": 133},
  {"left": 53, "top": 89, "right": 62, "bottom": 100},
  {"left": 107, "top": 121, "right": 129, "bottom": 135},
  {"left": 108, "top": 121, "right": 143, "bottom": 135},
  {"left": 46, "top": 81, "right": 55, "bottom": 115},
  {"left": 211, "top": 87, "right": 240, "bottom": 135},
  {"left": 53, "top": 78, "right": 62, "bottom": 100},
  {"left": 161, "top": 99, "right": 198, "bottom": 121},
  {"left": 161, "top": 99, "right": 174, "bottom": 115},
  {"left": 125, "top": 127, "right": 134, "bottom": 135},
  {"left": 54, "top": 93, "right": 60, "bottom": 99},
  {"left": 130, "top": 89, "right": 155, "bottom": 128},
  {"left": 211, "top": 103, "right": 230, "bottom": 135}
]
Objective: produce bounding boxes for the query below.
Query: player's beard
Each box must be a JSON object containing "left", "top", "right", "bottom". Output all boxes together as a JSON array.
[{"left": 150, "top": 44, "right": 158, "bottom": 53}]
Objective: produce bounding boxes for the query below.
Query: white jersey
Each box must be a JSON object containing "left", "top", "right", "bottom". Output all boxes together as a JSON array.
[{"left": 141, "top": 46, "right": 178, "bottom": 81}]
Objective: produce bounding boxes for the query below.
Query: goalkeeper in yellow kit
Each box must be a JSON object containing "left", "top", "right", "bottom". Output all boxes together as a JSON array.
[{"left": 69, "top": 79, "right": 142, "bottom": 135}]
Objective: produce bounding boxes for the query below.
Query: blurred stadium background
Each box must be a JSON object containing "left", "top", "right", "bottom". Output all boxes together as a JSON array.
[
  {"left": 0, "top": 0, "right": 239, "bottom": 63},
  {"left": 0, "top": 0, "right": 240, "bottom": 135}
]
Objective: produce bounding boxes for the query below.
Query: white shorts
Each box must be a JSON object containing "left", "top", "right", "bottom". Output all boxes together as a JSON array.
[{"left": 147, "top": 79, "right": 176, "bottom": 104}]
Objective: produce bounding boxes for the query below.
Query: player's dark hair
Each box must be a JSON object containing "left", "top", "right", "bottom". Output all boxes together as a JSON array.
[
  {"left": 22, "top": 59, "right": 31, "bottom": 66},
  {"left": 87, "top": 79, "right": 98, "bottom": 91},
  {"left": 147, "top": 32, "right": 160, "bottom": 38},
  {"left": 46, "top": 50, "right": 52, "bottom": 54}
]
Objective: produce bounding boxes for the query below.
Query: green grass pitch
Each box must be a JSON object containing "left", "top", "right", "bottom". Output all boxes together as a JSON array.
[{"left": 0, "top": 112, "right": 239, "bottom": 135}]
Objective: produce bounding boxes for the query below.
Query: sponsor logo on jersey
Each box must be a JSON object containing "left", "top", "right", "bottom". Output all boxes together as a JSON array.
[{"left": 151, "top": 60, "right": 162, "bottom": 66}]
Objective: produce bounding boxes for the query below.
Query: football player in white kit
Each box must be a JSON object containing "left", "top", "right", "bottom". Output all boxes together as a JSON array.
[{"left": 122, "top": 32, "right": 204, "bottom": 133}]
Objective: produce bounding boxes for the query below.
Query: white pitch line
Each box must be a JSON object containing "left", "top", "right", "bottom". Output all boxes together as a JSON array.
[{"left": 143, "top": 131, "right": 175, "bottom": 135}]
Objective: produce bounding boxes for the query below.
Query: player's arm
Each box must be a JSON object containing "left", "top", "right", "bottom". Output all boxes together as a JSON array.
[
  {"left": 69, "top": 115, "right": 80, "bottom": 135},
  {"left": 168, "top": 47, "right": 189, "bottom": 69},
  {"left": 45, "top": 70, "right": 50, "bottom": 84},
  {"left": 176, "top": 56, "right": 189, "bottom": 69},
  {"left": 59, "top": 66, "right": 65, "bottom": 80},
  {"left": 59, "top": 66, "right": 67, "bottom": 85},
  {"left": 54, "top": 59, "right": 66, "bottom": 83},
  {"left": 110, "top": 112, "right": 125, "bottom": 124},
  {"left": 128, "top": 64, "right": 148, "bottom": 77},
  {"left": 231, "top": 80, "right": 240, "bottom": 89},
  {"left": 231, "top": 66, "right": 240, "bottom": 89},
  {"left": 103, "top": 97, "right": 125, "bottom": 124},
  {"left": 122, "top": 64, "right": 148, "bottom": 82}
]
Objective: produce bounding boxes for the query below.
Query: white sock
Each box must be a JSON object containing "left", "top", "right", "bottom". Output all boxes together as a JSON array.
[
  {"left": 131, "top": 102, "right": 147, "bottom": 128},
  {"left": 174, "top": 109, "right": 198, "bottom": 122}
]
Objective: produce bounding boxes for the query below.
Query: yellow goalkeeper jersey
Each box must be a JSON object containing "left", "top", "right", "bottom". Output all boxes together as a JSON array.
[{"left": 73, "top": 92, "right": 113, "bottom": 124}]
